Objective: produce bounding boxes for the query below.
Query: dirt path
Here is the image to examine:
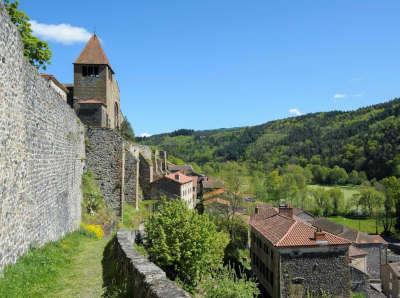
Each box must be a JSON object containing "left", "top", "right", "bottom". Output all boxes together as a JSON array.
[{"left": 50, "top": 237, "right": 109, "bottom": 298}]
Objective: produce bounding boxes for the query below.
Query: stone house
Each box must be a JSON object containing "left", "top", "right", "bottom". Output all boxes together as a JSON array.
[
  {"left": 382, "top": 262, "right": 400, "bottom": 297},
  {"left": 151, "top": 172, "right": 196, "bottom": 209},
  {"left": 66, "top": 34, "right": 122, "bottom": 129},
  {"left": 168, "top": 163, "right": 207, "bottom": 202},
  {"left": 349, "top": 245, "right": 368, "bottom": 273},
  {"left": 250, "top": 204, "right": 351, "bottom": 298},
  {"left": 312, "top": 218, "right": 388, "bottom": 280}
]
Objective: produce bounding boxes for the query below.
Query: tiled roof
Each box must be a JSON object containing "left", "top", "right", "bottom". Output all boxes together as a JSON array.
[
  {"left": 168, "top": 164, "right": 194, "bottom": 173},
  {"left": 349, "top": 245, "right": 368, "bottom": 258},
  {"left": 77, "top": 98, "right": 106, "bottom": 105},
  {"left": 203, "top": 188, "right": 225, "bottom": 199},
  {"left": 250, "top": 206, "right": 351, "bottom": 248},
  {"left": 204, "top": 198, "right": 230, "bottom": 206},
  {"left": 202, "top": 178, "right": 224, "bottom": 189},
  {"left": 75, "top": 34, "right": 112, "bottom": 69},
  {"left": 312, "top": 218, "right": 387, "bottom": 245},
  {"left": 165, "top": 172, "right": 193, "bottom": 184},
  {"left": 40, "top": 74, "right": 69, "bottom": 93}
]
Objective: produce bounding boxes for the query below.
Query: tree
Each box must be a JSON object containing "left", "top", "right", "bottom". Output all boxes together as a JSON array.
[
  {"left": 264, "top": 170, "right": 285, "bottom": 202},
  {"left": 310, "top": 165, "right": 330, "bottom": 184},
  {"left": 381, "top": 177, "right": 400, "bottom": 231},
  {"left": 327, "top": 166, "right": 349, "bottom": 185},
  {"left": 4, "top": 0, "right": 52, "bottom": 69},
  {"left": 282, "top": 165, "right": 310, "bottom": 208},
  {"left": 197, "top": 266, "right": 259, "bottom": 298},
  {"left": 311, "top": 188, "right": 332, "bottom": 216},
  {"left": 327, "top": 188, "right": 344, "bottom": 215},
  {"left": 357, "top": 186, "right": 385, "bottom": 234},
  {"left": 119, "top": 116, "right": 135, "bottom": 142},
  {"left": 145, "top": 199, "right": 229, "bottom": 292},
  {"left": 220, "top": 162, "right": 246, "bottom": 221},
  {"left": 348, "top": 170, "right": 362, "bottom": 185}
]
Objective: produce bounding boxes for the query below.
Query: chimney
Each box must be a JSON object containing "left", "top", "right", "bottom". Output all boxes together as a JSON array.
[
  {"left": 278, "top": 204, "right": 293, "bottom": 218},
  {"left": 255, "top": 206, "right": 259, "bottom": 214},
  {"left": 175, "top": 174, "right": 180, "bottom": 181},
  {"left": 314, "top": 228, "right": 328, "bottom": 245}
]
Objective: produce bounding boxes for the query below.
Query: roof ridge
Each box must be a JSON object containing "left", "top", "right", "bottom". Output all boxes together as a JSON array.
[{"left": 276, "top": 217, "right": 297, "bottom": 246}]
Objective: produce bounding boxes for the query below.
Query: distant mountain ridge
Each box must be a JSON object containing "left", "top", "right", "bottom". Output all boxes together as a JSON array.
[{"left": 138, "top": 98, "right": 400, "bottom": 179}]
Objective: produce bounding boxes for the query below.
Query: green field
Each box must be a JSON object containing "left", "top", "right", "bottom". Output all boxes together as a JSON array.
[
  {"left": 308, "top": 184, "right": 361, "bottom": 202},
  {"left": 327, "top": 216, "right": 384, "bottom": 235}
]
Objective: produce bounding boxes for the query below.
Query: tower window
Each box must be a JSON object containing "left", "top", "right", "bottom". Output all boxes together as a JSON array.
[{"left": 82, "top": 65, "right": 99, "bottom": 77}]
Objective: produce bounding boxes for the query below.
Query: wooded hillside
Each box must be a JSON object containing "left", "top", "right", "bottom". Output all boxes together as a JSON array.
[{"left": 138, "top": 98, "right": 400, "bottom": 180}]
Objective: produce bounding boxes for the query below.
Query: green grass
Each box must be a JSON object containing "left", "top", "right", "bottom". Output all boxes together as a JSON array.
[
  {"left": 0, "top": 232, "right": 108, "bottom": 297},
  {"left": 327, "top": 216, "right": 386, "bottom": 234}
]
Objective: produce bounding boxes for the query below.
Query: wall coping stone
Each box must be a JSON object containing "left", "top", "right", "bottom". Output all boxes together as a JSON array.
[{"left": 116, "top": 229, "right": 191, "bottom": 298}]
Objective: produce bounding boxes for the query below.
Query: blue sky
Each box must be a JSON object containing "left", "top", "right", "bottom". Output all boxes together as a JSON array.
[{"left": 21, "top": 1, "right": 400, "bottom": 136}]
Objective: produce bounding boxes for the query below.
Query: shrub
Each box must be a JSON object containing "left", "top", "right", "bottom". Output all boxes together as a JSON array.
[
  {"left": 81, "top": 170, "right": 116, "bottom": 232},
  {"left": 145, "top": 199, "right": 229, "bottom": 292},
  {"left": 196, "top": 266, "right": 259, "bottom": 298},
  {"left": 80, "top": 224, "right": 104, "bottom": 240}
]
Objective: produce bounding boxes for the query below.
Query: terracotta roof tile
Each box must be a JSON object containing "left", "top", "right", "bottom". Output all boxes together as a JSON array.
[
  {"left": 75, "top": 34, "right": 112, "bottom": 69},
  {"left": 165, "top": 172, "right": 194, "bottom": 184},
  {"left": 251, "top": 209, "right": 351, "bottom": 248}
]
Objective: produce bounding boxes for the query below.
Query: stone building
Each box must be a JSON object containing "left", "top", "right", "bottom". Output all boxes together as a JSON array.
[
  {"left": 313, "top": 218, "right": 388, "bottom": 280},
  {"left": 66, "top": 34, "right": 122, "bottom": 129},
  {"left": 151, "top": 172, "right": 196, "bottom": 209},
  {"left": 250, "top": 204, "right": 351, "bottom": 298},
  {"left": 382, "top": 261, "right": 400, "bottom": 297}
]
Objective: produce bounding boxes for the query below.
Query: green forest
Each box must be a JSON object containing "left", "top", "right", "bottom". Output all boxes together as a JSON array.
[
  {"left": 139, "top": 99, "right": 400, "bottom": 236},
  {"left": 138, "top": 98, "right": 400, "bottom": 180}
]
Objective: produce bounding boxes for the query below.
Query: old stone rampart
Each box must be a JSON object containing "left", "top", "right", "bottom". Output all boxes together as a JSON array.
[
  {"left": 0, "top": 3, "right": 85, "bottom": 271},
  {"left": 102, "top": 229, "right": 191, "bottom": 298}
]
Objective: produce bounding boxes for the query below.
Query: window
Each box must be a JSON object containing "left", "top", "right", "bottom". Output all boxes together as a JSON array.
[{"left": 82, "top": 65, "right": 99, "bottom": 77}]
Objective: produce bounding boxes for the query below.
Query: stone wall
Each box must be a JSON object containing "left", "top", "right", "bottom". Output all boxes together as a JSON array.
[
  {"left": 139, "top": 154, "right": 154, "bottom": 199},
  {"left": 280, "top": 250, "right": 351, "bottom": 297},
  {"left": 85, "top": 128, "right": 124, "bottom": 215},
  {"left": 355, "top": 244, "right": 385, "bottom": 280},
  {"left": 0, "top": 3, "right": 85, "bottom": 271},
  {"left": 350, "top": 265, "right": 369, "bottom": 296},
  {"left": 102, "top": 230, "right": 191, "bottom": 298},
  {"left": 124, "top": 144, "right": 140, "bottom": 208}
]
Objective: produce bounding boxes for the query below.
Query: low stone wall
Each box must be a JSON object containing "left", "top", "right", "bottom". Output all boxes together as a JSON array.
[
  {"left": 102, "top": 230, "right": 190, "bottom": 298},
  {"left": 0, "top": 3, "right": 85, "bottom": 271}
]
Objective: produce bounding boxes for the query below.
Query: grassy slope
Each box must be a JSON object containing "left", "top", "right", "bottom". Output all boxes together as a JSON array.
[{"left": 0, "top": 232, "right": 108, "bottom": 297}]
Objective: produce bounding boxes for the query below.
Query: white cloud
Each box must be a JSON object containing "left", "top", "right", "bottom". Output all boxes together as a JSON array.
[
  {"left": 30, "top": 20, "right": 91, "bottom": 45},
  {"left": 289, "top": 108, "right": 303, "bottom": 116},
  {"left": 333, "top": 93, "right": 348, "bottom": 99},
  {"left": 140, "top": 132, "right": 152, "bottom": 138}
]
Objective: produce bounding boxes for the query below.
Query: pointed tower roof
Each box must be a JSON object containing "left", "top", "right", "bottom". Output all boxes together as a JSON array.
[{"left": 74, "top": 34, "right": 113, "bottom": 71}]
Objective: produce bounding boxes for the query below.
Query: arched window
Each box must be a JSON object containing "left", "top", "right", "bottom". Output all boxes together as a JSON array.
[{"left": 114, "top": 102, "right": 119, "bottom": 129}]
